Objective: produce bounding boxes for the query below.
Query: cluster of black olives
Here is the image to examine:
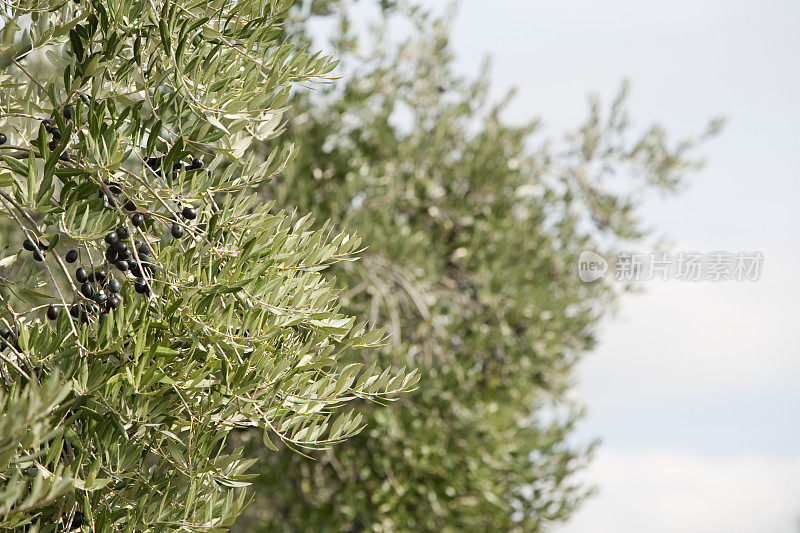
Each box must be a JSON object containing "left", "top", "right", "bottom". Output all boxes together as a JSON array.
[
  {"left": 22, "top": 236, "right": 48, "bottom": 262},
  {"left": 42, "top": 105, "right": 73, "bottom": 161}
]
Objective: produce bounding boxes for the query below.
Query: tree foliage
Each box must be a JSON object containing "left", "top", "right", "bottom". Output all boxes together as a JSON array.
[
  {"left": 0, "top": 0, "right": 417, "bottom": 530},
  {"left": 237, "top": 2, "right": 721, "bottom": 532}
]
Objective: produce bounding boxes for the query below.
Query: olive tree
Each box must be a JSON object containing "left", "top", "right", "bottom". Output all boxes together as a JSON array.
[
  {"left": 0, "top": 0, "right": 417, "bottom": 530},
  {"left": 238, "top": 3, "right": 721, "bottom": 531}
]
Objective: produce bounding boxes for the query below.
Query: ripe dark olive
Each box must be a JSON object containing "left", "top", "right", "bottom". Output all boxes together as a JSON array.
[
  {"left": 118, "top": 249, "right": 131, "bottom": 260},
  {"left": 130, "top": 264, "right": 142, "bottom": 278},
  {"left": 116, "top": 226, "right": 129, "bottom": 240},
  {"left": 23, "top": 238, "right": 36, "bottom": 251},
  {"left": 0, "top": 328, "right": 9, "bottom": 339},
  {"left": 146, "top": 156, "right": 162, "bottom": 170},
  {"left": 182, "top": 206, "right": 197, "bottom": 220},
  {"left": 87, "top": 272, "right": 95, "bottom": 282},
  {"left": 113, "top": 241, "right": 128, "bottom": 253},
  {"left": 189, "top": 157, "right": 203, "bottom": 169},
  {"left": 49, "top": 139, "right": 58, "bottom": 150},
  {"left": 138, "top": 243, "right": 151, "bottom": 256},
  {"left": 115, "top": 259, "right": 129, "bottom": 271},
  {"left": 72, "top": 511, "right": 84, "bottom": 528},
  {"left": 124, "top": 200, "right": 136, "bottom": 211},
  {"left": 108, "top": 294, "right": 121, "bottom": 309},
  {"left": 41, "top": 119, "right": 51, "bottom": 131},
  {"left": 46, "top": 304, "right": 59, "bottom": 320},
  {"left": 0, "top": 133, "right": 6, "bottom": 145},
  {"left": 107, "top": 278, "right": 121, "bottom": 293},
  {"left": 94, "top": 291, "right": 107, "bottom": 305},
  {"left": 95, "top": 269, "right": 107, "bottom": 283},
  {"left": 76, "top": 268, "right": 88, "bottom": 283},
  {"left": 65, "top": 249, "right": 78, "bottom": 263},
  {"left": 59, "top": 151, "right": 70, "bottom": 161},
  {"left": 51, "top": 127, "right": 61, "bottom": 140},
  {"left": 171, "top": 224, "right": 184, "bottom": 239},
  {"left": 63, "top": 104, "right": 73, "bottom": 120},
  {"left": 134, "top": 277, "right": 148, "bottom": 294},
  {"left": 105, "top": 232, "right": 119, "bottom": 245},
  {"left": 69, "top": 304, "right": 80, "bottom": 318},
  {"left": 105, "top": 248, "right": 118, "bottom": 262},
  {"left": 33, "top": 249, "right": 45, "bottom": 261},
  {"left": 131, "top": 212, "right": 144, "bottom": 227},
  {"left": 80, "top": 282, "right": 94, "bottom": 298},
  {"left": 108, "top": 182, "right": 123, "bottom": 194}
]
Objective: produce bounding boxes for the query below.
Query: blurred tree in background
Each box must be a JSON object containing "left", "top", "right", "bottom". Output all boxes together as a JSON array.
[
  {"left": 236, "top": 1, "right": 721, "bottom": 531},
  {"left": 0, "top": 0, "right": 416, "bottom": 530}
]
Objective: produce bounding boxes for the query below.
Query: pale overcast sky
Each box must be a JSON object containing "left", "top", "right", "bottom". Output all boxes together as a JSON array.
[{"left": 345, "top": 0, "right": 800, "bottom": 531}]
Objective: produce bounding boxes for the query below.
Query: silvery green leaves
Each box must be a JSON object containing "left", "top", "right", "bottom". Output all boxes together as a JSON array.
[{"left": 0, "top": 0, "right": 416, "bottom": 530}]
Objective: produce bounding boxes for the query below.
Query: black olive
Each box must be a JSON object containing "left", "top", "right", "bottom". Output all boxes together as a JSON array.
[
  {"left": 95, "top": 269, "right": 107, "bottom": 283},
  {"left": 71, "top": 511, "right": 83, "bottom": 528},
  {"left": 51, "top": 127, "right": 61, "bottom": 140},
  {"left": 115, "top": 259, "right": 129, "bottom": 271},
  {"left": 131, "top": 212, "right": 144, "bottom": 227},
  {"left": 41, "top": 119, "right": 51, "bottom": 131},
  {"left": 65, "top": 249, "right": 78, "bottom": 263},
  {"left": 124, "top": 200, "right": 136, "bottom": 211},
  {"left": 189, "top": 157, "right": 204, "bottom": 169},
  {"left": 59, "top": 151, "right": 70, "bottom": 162},
  {"left": 0, "top": 133, "right": 6, "bottom": 145},
  {"left": 69, "top": 304, "right": 81, "bottom": 318},
  {"left": 94, "top": 291, "right": 107, "bottom": 305},
  {"left": 105, "top": 247, "right": 118, "bottom": 262},
  {"left": 0, "top": 328, "right": 10, "bottom": 339},
  {"left": 107, "top": 278, "right": 121, "bottom": 293},
  {"left": 108, "top": 294, "right": 121, "bottom": 309},
  {"left": 80, "top": 282, "right": 94, "bottom": 298},
  {"left": 105, "top": 232, "right": 119, "bottom": 245},
  {"left": 33, "top": 249, "right": 45, "bottom": 261},
  {"left": 171, "top": 224, "right": 184, "bottom": 239},
  {"left": 113, "top": 241, "right": 127, "bottom": 253},
  {"left": 63, "top": 104, "right": 73, "bottom": 121},
  {"left": 23, "top": 238, "right": 36, "bottom": 251},
  {"left": 116, "top": 226, "right": 129, "bottom": 240},
  {"left": 181, "top": 206, "right": 197, "bottom": 220},
  {"left": 138, "top": 243, "right": 151, "bottom": 256},
  {"left": 108, "top": 182, "right": 123, "bottom": 194},
  {"left": 46, "top": 305, "right": 59, "bottom": 320},
  {"left": 134, "top": 277, "right": 148, "bottom": 294},
  {"left": 75, "top": 268, "right": 88, "bottom": 283}
]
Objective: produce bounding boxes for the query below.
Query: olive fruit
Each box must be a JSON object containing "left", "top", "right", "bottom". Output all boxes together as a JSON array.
[
  {"left": 108, "top": 294, "right": 121, "bottom": 309},
  {"left": 23, "top": 238, "right": 36, "bottom": 251},
  {"left": 80, "top": 282, "right": 94, "bottom": 298},
  {"left": 41, "top": 119, "right": 52, "bottom": 131},
  {"left": 113, "top": 241, "right": 128, "bottom": 253},
  {"left": 51, "top": 127, "right": 61, "bottom": 140},
  {"left": 63, "top": 104, "right": 73, "bottom": 121},
  {"left": 107, "top": 278, "right": 121, "bottom": 293},
  {"left": 116, "top": 226, "right": 129, "bottom": 240},
  {"left": 65, "top": 249, "right": 78, "bottom": 263},
  {"left": 134, "top": 277, "right": 148, "bottom": 294},
  {"left": 115, "top": 259, "right": 129, "bottom": 271},
  {"left": 75, "top": 268, "right": 88, "bottom": 283},
  {"left": 0, "top": 133, "right": 6, "bottom": 145},
  {"left": 131, "top": 212, "right": 144, "bottom": 227},
  {"left": 59, "top": 151, "right": 70, "bottom": 161},
  {"left": 105, "top": 231, "right": 119, "bottom": 245},
  {"left": 69, "top": 304, "right": 81, "bottom": 318},
  {"left": 108, "top": 182, "right": 123, "bottom": 194},
  {"left": 189, "top": 157, "right": 203, "bottom": 169},
  {"left": 124, "top": 200, "right": 136, "bottom": 211},
  {"left": 72, "top": 511, "right": 84, "bottom": 528},
  {"left": 46, "top": 304, "right": 59, "bottom": 321},
  {"left": 171, "top": 224, "right": 184, "bottom": 239},
  {"left": 105, "top": 248, "right": 118, "bottom": 262},
  {"left": 94, "top": 291, "right": 107, "bottom": 305},
  {"left": 181, "top": 206, "right": 197, "bottom": 220},
  {"left": 95, "top": 269, "right": 107, "bottom": 283}
]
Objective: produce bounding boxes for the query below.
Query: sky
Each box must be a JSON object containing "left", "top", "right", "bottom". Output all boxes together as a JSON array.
[{"left": 419, "top": 1, "right": 800, "bottom": 531}]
